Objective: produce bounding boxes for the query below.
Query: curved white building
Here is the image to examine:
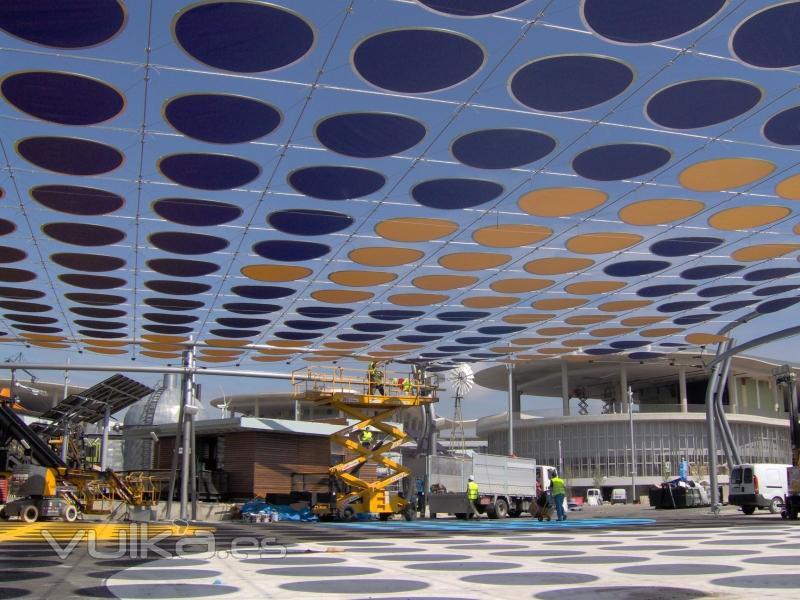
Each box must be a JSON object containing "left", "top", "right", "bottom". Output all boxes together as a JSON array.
[
  {"left": 209, "top": 392, "right": 348, "bottom": 422},
  {"left": 475, "top": 353, "right": 792, "bottom": 498}
]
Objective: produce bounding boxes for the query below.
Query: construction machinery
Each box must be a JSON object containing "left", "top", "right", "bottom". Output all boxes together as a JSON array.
[
  {"left": 0, "top": 376, "right": 161, "bottom": 522},
  {"left": 292, "top": 364, "right": 437, "bottom": 521},
  {"left": 774, "top": 365, "right": 800, "bottom": 520},
  {"left": 0, "top": 401, "right": 76, "bottom": 522}
]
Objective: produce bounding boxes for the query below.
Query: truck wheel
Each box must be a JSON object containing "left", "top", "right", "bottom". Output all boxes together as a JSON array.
[
  {"left": 741, "top": 505, "right": 756, "bottom": 515},
  {"left": 493, "top": 498, "right": 509, "bottom": 519},
  {"left": 21, "top": 505, "right": 39, "bottom": 523},
  {"left": 768, "top": 497, "right": 784, "bottom": 514},
  {"left": 63, "top": 505, "right": 78, "bottom": 523},
  {"left": 341, "top": 507, "right": 355, "bottom": 521}
]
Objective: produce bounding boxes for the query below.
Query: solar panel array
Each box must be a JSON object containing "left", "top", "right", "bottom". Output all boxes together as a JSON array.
[
  {"left": 38, "top": 374, "right": 153, "bottom": 424},
  {"left": 1, "top": 1, "right": 799, "bottom": 371}
]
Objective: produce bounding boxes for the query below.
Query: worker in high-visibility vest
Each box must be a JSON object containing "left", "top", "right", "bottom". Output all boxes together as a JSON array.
[
  {"left": 402, "top": 376, "right": 413, "bottom": 395},
  {"left": 550, "top": 474, "right": 567, "bottom": 521},
  {"left": 360, "top": 428, "right": 374, "bottom": 448},
  {"left": 367, "top": 361, "right": 384, "bottom": 396},
  {"left": 467, "top": 475, "right": 481, "bottom": 519}
]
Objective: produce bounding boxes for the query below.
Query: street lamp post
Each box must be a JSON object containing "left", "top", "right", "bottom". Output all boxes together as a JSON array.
[{"left": 628, "top": 386, "right": 636, "bottom": 503}]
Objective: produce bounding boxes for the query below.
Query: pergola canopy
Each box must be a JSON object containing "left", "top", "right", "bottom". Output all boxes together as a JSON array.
[{"left": 1, "top": 1, "right": 800, "bottom": 371}]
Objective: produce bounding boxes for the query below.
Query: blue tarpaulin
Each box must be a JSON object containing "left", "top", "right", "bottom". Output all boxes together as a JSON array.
[{"left": 241, "top": 500, "right": 318, "bottom": 522}]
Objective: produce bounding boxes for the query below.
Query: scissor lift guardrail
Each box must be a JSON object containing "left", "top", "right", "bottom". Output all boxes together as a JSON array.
[{"left": 292, "top": 365, "right": 436, "bottom": 519}]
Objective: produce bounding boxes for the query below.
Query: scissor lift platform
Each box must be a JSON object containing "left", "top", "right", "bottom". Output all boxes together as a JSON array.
[{"left": 292, "top": 366, "right": 436, "bottom": 520}]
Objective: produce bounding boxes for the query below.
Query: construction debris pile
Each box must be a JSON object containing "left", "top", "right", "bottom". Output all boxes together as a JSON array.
[{"left": 240, "top": 499, "right": 318, "bottom": 523}]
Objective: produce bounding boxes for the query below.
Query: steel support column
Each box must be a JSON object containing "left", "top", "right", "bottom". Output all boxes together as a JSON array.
[
  {"left": 100, "top": 404, "right": 111, "bottom": 471},
  {"left": 180, "top": 348, "right": 195, "bottom": 521},
  {"left": 620, "top": 363, "right": 628, "bottom": 413},
  {"left": 507, "top": 363, "right": 515, "bottom": 456},
  {"left": 678, "top": 366, "right": 688, "bottom": 413}
]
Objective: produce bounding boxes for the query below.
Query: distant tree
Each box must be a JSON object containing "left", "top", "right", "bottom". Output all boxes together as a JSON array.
[
  {"left": 592, "top": 465, "right": 605, "bottom": 488},
  {"left": 661, "top": 461, "right": 672, "bottom": 482},
  {"left": 562, "top": 464, "right": 576, "bottom": 495}
]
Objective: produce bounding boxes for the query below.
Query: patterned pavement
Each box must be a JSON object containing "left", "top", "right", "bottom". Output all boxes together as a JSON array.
[
  {"left": 105, "top": 520, "right": 800, "bottom": 599},
  {"left": 3, "top": 509, "right": 800, "bottom": 599}
]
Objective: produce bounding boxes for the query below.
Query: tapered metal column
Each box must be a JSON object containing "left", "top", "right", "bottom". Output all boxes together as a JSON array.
[
  {"left": 190, "top": 379, "right": 199, "bottom": 520},
  {"left": 507, "top": 363, "right": 515, "bottom": 455},
  {"left": 63, "top": 358, "right": 69, "bottom": 400},
  {"left": 428, "top": 402, "right": 437, "bottom": 457},
  {"left": 678, "top": 366, "right": 688, "bottom": 413},
  {"left": 716, "top": 344, "right": 742, "bottom": 466},
  {"left": 561, "top": 361, "right": 570, "bottom": 416},
  {"left": 728, "top": 373, "right": 739, "bottom": 415},
  {"left": 713, "top": 393, "right": 733, "bottom": 474},
  {"left": 620, "top": 363, "right": 628, "bottom": 413},
  {"left": 706, "top": 346, "right": 725, "bottom": 509},
  {"left": 180, "top": 348, "right": 195, "bottom": 521},
  {"left": 165, "top": 380, "right": 186, "bottom": 521},
  {"left": 628, "top": 386, "right": 636, "bottom": 503},
  {"left": 100, "top": 404, "right": 111, "bottom": 470}
]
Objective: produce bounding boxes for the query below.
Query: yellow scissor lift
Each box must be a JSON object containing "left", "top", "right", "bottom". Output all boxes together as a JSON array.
[{"left": 292, "top": 365, "right": 436, "bottom": 521}]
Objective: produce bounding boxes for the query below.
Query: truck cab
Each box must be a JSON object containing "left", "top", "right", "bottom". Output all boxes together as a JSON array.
[{"left": 535, "top": 465, "right": 559, "bottom": 492}]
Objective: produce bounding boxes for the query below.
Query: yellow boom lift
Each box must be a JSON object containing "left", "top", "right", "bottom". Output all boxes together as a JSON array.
[
  {"left": 293, "top": 365, "right": 436, "bottom": 521},
  {"left": 0, "top": 376, "right": 160, "bottom": 521}
]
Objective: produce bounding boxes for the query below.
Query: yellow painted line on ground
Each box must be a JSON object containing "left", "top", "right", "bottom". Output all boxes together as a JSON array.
[
  {"left": 0, "top": 522, "right": 44, "bottom": 542},
  {"left": 91, "top": 523, "right": 119, "bottom": 541},
  {"left": 0, "top": 522, "right": 214, "bottom": 543}
]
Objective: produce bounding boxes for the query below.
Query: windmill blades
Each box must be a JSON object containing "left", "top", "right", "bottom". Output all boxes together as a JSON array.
[{"left": 448, "top": 363, "right": 475, "bottom": 398}]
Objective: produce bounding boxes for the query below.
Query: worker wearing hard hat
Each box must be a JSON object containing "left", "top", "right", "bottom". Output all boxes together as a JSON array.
[
  {"left": 367, "top": 361, "right": 384, "bottom": 396},
  {"left": 467, "top": 474, "right": 481, "bottom": 519}
]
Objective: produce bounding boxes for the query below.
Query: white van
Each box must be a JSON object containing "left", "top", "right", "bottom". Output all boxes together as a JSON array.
[
  {"left": 586, "top": 488, "right": 603, "bottom": 506},
  {"left": 611, "top": 488, "right": 627, "bottom": 504},
  {"left": 729, "top": 463, "right": 790, "bottom": 514}
]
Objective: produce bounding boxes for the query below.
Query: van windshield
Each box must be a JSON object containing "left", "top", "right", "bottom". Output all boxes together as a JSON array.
[{"left": 731, "top": 467, "right": 742, "bottom": 484}]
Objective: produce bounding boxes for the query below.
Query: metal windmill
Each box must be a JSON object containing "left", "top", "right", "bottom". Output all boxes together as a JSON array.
[{"left": 447, "top": 363, "right": 474, "bottom": 456}]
